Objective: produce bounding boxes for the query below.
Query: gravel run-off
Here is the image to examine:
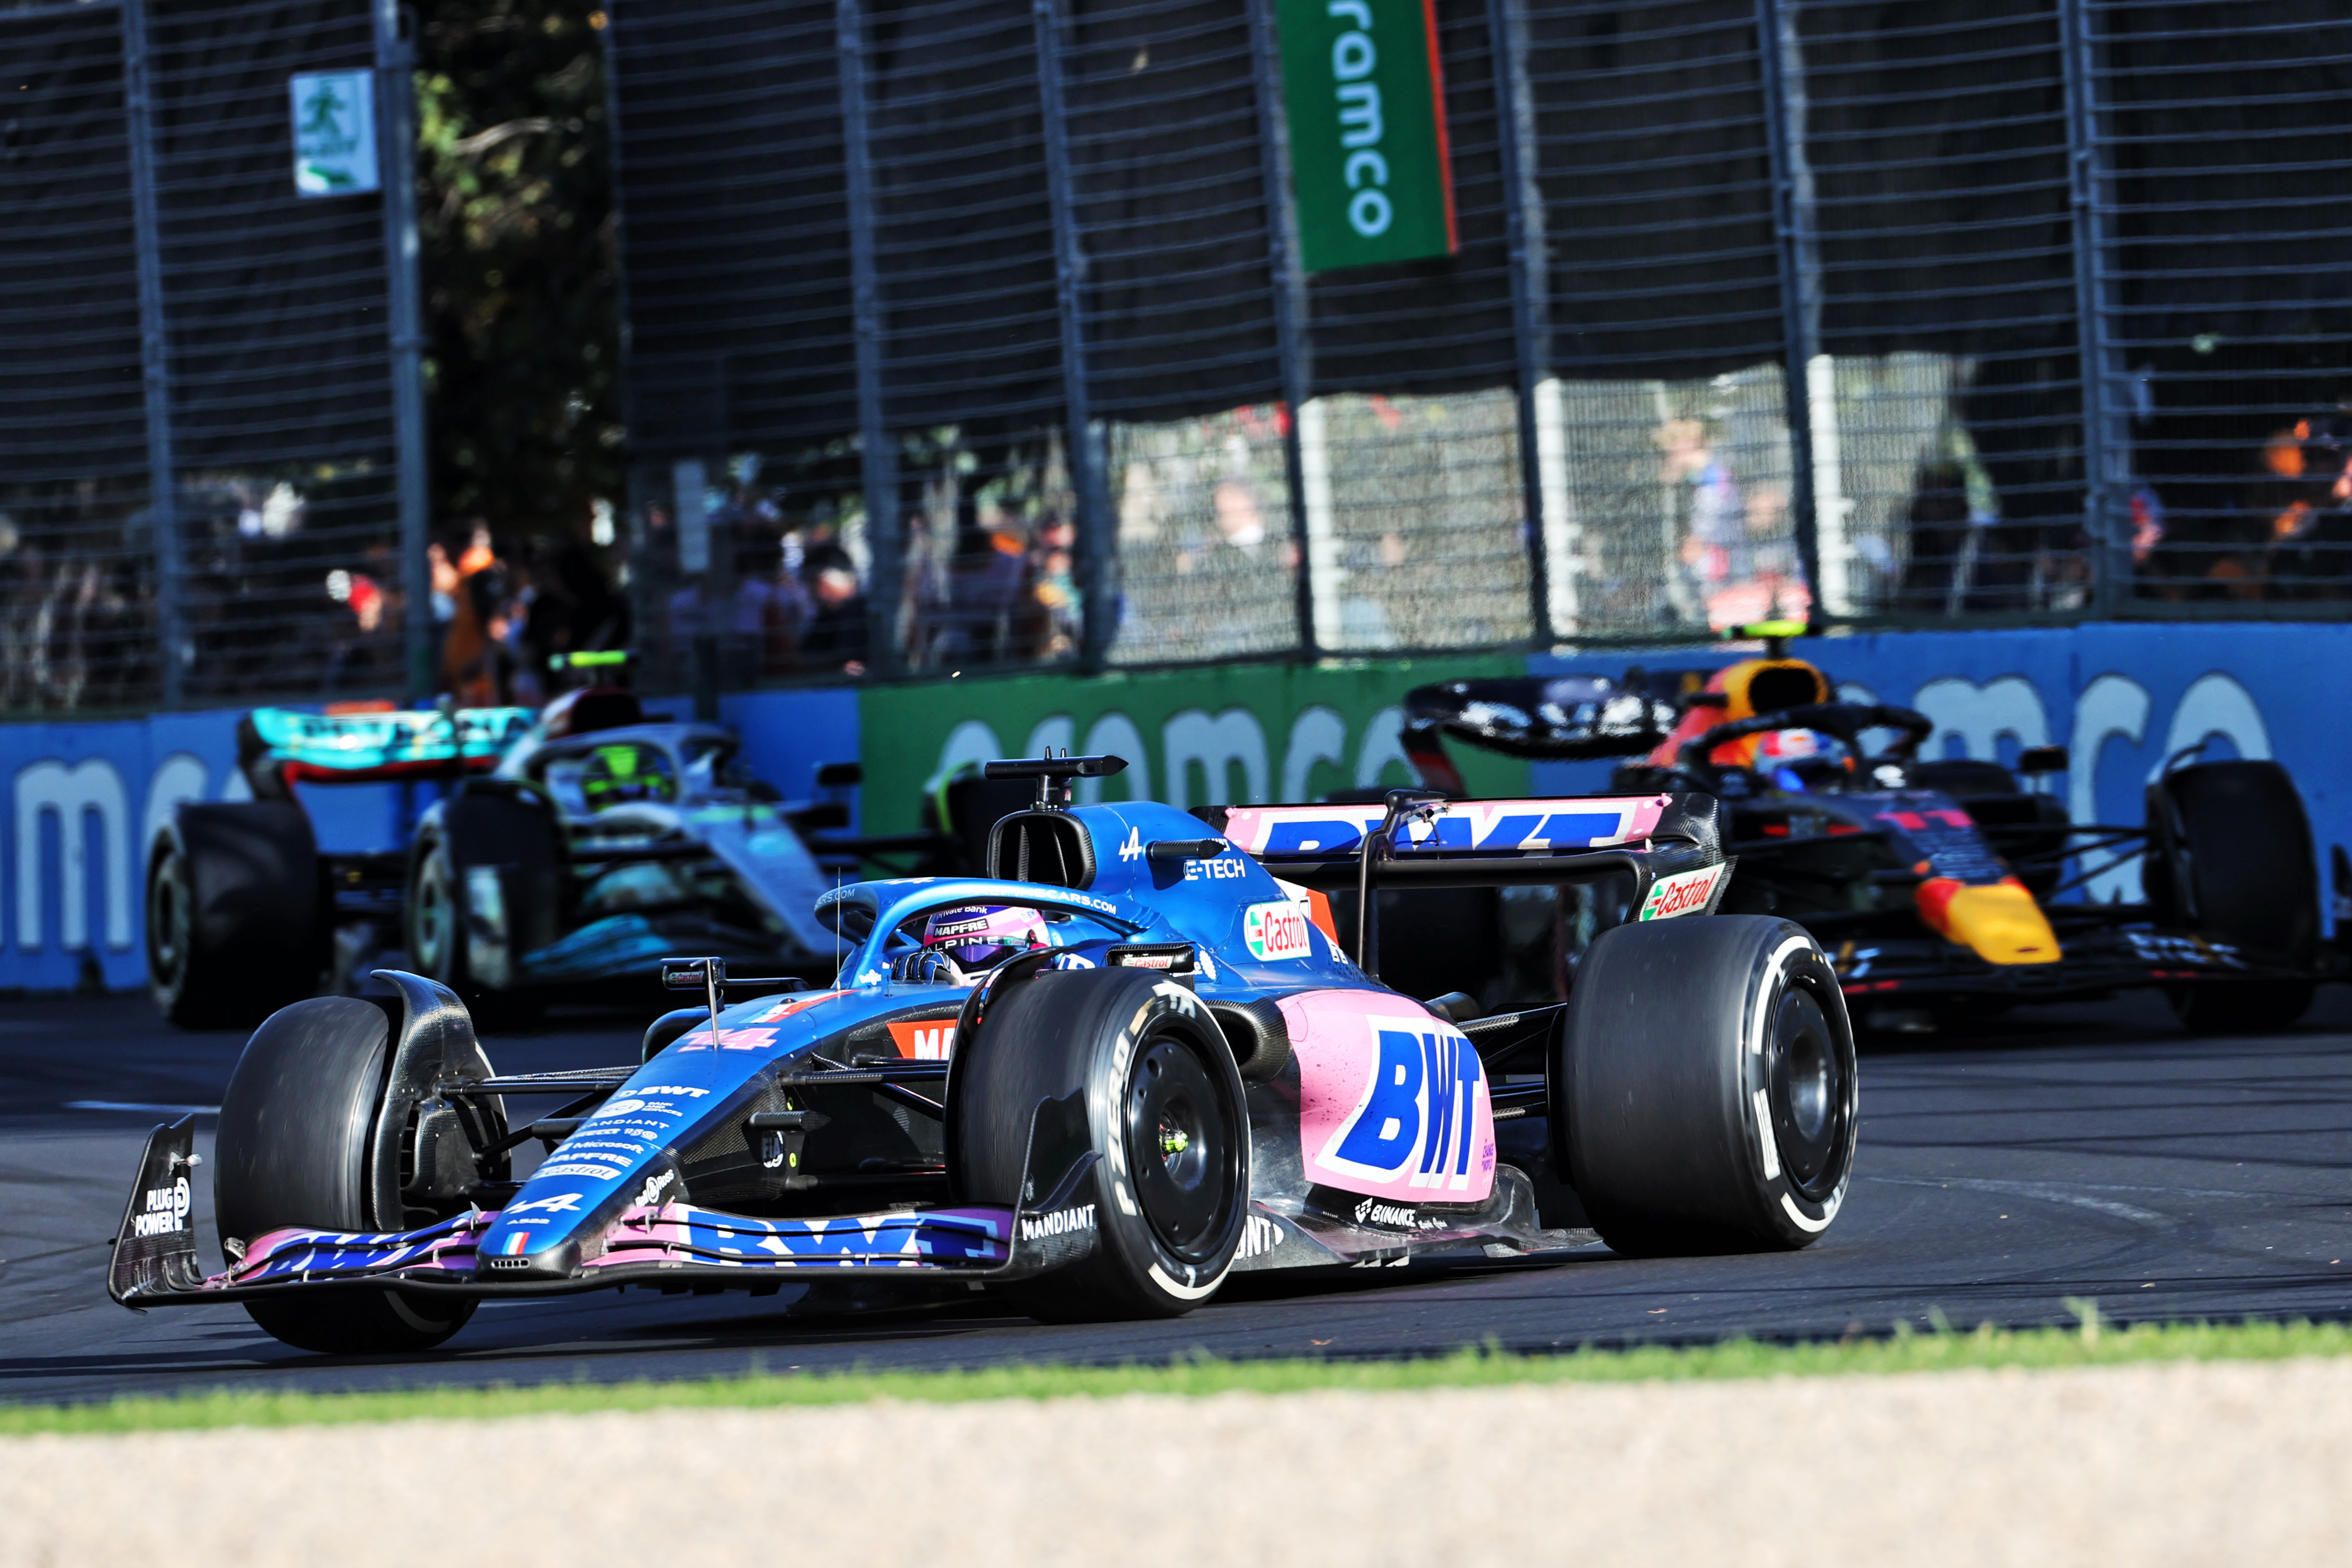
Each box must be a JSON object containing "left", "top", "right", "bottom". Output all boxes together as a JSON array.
[{"left": 5, "top": 1356, "right": 2343, "bottom": 1565}]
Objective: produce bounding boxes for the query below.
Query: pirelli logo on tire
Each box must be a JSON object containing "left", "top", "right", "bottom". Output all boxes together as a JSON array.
[{"left": 1638, "top": 862, "right": 1730, "bottom": 922}]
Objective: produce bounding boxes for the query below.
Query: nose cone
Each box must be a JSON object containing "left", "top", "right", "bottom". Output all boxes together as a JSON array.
[{"left": 1916, "top": 876, "right": 2062, "bottom": 965}]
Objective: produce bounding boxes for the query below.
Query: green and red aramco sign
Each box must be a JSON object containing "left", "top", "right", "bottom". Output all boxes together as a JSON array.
[{"left": 1275, "top": 0, "right": 1458, "bottom": 272}]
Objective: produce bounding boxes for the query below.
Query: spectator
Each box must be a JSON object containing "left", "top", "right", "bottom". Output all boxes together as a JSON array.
[
  {"left": 801, "top": 547, "right": 869, "bottom": 676},
  {"left": 441, "top": 523, "right": 514, "bottom": 704},
  {"left": 1657, "top": 417, "right": 1746, "bottom": 626},
  {"left": 2254, "top": 415, "right": 2352, "bottom": 597}
]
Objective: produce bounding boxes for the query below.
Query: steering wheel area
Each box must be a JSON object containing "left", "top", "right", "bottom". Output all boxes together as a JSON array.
[{"left": 1675, "top": 701, "right": 1935, "bottom": 793}]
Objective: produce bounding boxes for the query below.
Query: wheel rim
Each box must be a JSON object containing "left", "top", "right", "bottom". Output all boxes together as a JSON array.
[
  {"left": 1121, "top": 1027, "right": 1238, "bottom": 1265},
  {"left": 413, "top": 850, "right": 454, "bottom": 977},
  {"left": 1766, "top": 985, "right": 1847, "bottom": 1200},
  {"left": 147, "top": 853, "right": 190, "bottom": 990}
]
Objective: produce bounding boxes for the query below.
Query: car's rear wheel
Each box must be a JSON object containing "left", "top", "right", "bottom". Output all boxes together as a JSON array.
[
  {"left": 214, "top": 997, "right": 477, "bottom": 1354},
  {"left": 146, "top": 804, "right": 324, "bottom": 1028},
  {"left": 2145, "top": 760, "right": 2318, "bottom": 1032},
  {"left": 1556, "top": 915, "right": 1857, "bottom": 1256},
  {"left": 951, "top": 967, "right": 1249, "bottom": 1320}
]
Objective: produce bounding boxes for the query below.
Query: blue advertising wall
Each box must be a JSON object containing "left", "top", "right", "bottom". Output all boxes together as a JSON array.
[{"left": 0, "top": 624, "right": 2338, "bottom": 992}]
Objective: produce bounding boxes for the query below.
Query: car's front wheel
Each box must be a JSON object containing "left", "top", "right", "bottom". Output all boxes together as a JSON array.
[
  {"left": 951, "top": 967, "right": 1250, "bottom": 1320},
  {"left": 215, "top": 997, "right": 481, "bottom": 1354},
  {"left": 2145, "top": 760, "right": 2319, "bottom": 1033}
]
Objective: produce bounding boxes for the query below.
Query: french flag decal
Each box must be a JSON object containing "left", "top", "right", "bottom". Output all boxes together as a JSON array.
[{"left": 504, "top": 1233, "right": 531, "bottom": 1257}]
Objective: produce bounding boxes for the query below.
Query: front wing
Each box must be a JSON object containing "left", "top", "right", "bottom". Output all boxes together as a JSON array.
[
  {"left": 109, "top": 1099, "right": 1102, "bottom": 1308},
  {"left": 1829, "top": 918, "right": 2336, "bottom": 1004}
]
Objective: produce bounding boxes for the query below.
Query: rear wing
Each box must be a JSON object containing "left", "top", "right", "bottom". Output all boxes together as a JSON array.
[
  {"left": 1200, "top": 792, "right": 1718, "bottom": 882},
  {"left": 1196, "top": 790, "right": 1730, "bottom": 975},
  {"left": 240, "top": 704, "right": 536, "bottom": 795}
]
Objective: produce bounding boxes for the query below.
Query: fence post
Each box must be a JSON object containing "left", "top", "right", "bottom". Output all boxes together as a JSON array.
[
  {"left": 1754, "top": 0, "right": 1827, "bottom": 620},
  {"left": 2061, "top": 0, "right": 2123, "bottom": 613},
  {"left": 837, "top": 0, "right": 903, "bottom": 677},
  {"left": 1485, "top": 0, "right": 1555, "bottom": 646},
  {"left": 120, "top": 0, "right": 183, "bottom": 708},
  {"left": 373, "top": 0, "right": 434, "bottom": 701},
  {"left": 1248, "top": 0, "right": 1320, "bottom": 659},
  {"left": 1033, "top": 0, "right": 1114, "bottom": 672}
]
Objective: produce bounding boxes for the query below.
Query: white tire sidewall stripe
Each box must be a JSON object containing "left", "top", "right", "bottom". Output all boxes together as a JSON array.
[{"left": 1748, "top": 931, "right": 1852, "bottom": 1231}]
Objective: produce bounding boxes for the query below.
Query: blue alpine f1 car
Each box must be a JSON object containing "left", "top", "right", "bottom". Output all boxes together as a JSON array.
[{"left": 111, "top": 754, "right": 1858, "bottom": 1352}]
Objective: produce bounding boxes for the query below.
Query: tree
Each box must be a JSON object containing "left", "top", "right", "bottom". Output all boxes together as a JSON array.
[{"left": 413, "top": 0, "right": 622, "bottom": 543}]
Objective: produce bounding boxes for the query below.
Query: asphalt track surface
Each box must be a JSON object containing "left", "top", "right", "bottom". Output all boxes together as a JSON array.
[{"left": 5, "top": 987, "right": 2350, "bottom": 1406}]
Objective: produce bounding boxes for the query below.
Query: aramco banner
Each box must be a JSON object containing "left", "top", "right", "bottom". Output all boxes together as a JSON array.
[
  {"left": 1276, "top": 0, "right": 1458, "bottom": 271},
  {"left": 857, "top": 657, "right": 1529, "bottom": 833}
]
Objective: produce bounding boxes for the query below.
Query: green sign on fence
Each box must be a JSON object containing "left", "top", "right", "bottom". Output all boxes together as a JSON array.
[{"left": 1275, "top": 0, "right": 1458, "bottom": 273}]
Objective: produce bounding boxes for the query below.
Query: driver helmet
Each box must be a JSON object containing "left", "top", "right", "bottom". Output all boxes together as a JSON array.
[
  {"left": 920, "top": 904, "right": 1048, "bottom": 971},
  {"left": 1755, "top": 728, "right": 1853, "bottom": 792},
  {"left": 580, "top": 742, "right": 676, "bottom": 809}
]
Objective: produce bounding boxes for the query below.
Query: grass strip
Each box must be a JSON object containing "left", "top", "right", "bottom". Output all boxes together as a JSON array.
[{"left": 9, "top": 1311, "right": 2349, "bottom": 1436}]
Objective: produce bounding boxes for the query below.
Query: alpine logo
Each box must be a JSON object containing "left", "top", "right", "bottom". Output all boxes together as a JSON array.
[
  {"left": 130, "top": 1176, "right": 190, "bottom": 1238},
  {"left": 1019, "top": 1203, "right": 1096, "bottom": 1242},
  {"left": 505, "top": 1191, "right": 584, "bottom": 1216},
  {"left": 1118, "top": 826, "right": 1144, "bottom": 863},
  {"left": 1638, "top": 862, "right": 1728, "bottom": 921},
  {"left": 1243, "top": 900, "right": 1314, "bottom": 962}
]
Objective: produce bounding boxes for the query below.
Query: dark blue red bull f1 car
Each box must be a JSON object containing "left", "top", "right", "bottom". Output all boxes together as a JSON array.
[{"left": 110, "top": 754, "right": 1857, "bottom": 1353}]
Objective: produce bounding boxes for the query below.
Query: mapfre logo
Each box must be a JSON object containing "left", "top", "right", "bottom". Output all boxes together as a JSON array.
[
  {"left": 888, "top": 1020, "right": 958, "bottom": 1059},
  {"left": 1243, "top": 900, "right": 1313, "bottom": 961},
  {"left": 1638, "top": 862, "right": 1727, "bottom": 921}
]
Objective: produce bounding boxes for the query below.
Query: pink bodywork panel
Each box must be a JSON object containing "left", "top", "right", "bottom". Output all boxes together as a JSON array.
[{"left": 1280, "top": 989, "right": 1495, "bottom": 1205}]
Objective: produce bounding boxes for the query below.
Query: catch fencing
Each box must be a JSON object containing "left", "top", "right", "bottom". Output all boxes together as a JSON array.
[
  {"left": 0, "top": 0, "right": 424, "bottom": 717},
  {"left": 608, "top": 0, "right": 2352, "bottom": 690}
]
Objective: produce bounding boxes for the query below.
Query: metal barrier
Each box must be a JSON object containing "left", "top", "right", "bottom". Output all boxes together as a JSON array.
[
  {"left": 0, "top": 0, "right": 430, "bottom": 717},
  {"left": 607, "top": 0, "right": 2352, "bottom": 693}
]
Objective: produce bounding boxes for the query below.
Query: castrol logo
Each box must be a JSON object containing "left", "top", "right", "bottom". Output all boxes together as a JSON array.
[
  {"left": 1638, "top": 863, "right": 1728, "bottom": 921},
  {"left": 1243, "top": 900, "right": 1315, "bottom": 961}
]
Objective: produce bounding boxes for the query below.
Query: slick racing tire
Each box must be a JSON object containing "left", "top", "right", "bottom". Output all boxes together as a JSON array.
[
  {"left": 214, "top": 998, "right": 476, "bottom": 1355},
  {"left": 2145, "top": 760, "right": 2319, "bottom": 1033},
  {"left": 406, "top": 790, "right": 560, "bottom": 1017},
  {"left": 406, "top": 833, "right": 467, "bottom": 990},
  {"left": 146, "top": 803, "right": 324, "bottom": 1029},
  {"left": 1557, "top": 916, "right": 1857, "bottom": 1256},
  {"left": 952, "top": 967, "right": 1249, "bottom": 1321}
]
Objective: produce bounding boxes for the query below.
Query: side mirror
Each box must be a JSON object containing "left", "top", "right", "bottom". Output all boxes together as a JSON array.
[{"left": 2017, "top": 744, "right": 2069, "bottom": 776}]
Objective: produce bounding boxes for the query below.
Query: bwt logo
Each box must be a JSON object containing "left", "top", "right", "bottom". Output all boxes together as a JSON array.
[{"left": 1320, "top": 1026, "right": 1487, "bottom": 1192}]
